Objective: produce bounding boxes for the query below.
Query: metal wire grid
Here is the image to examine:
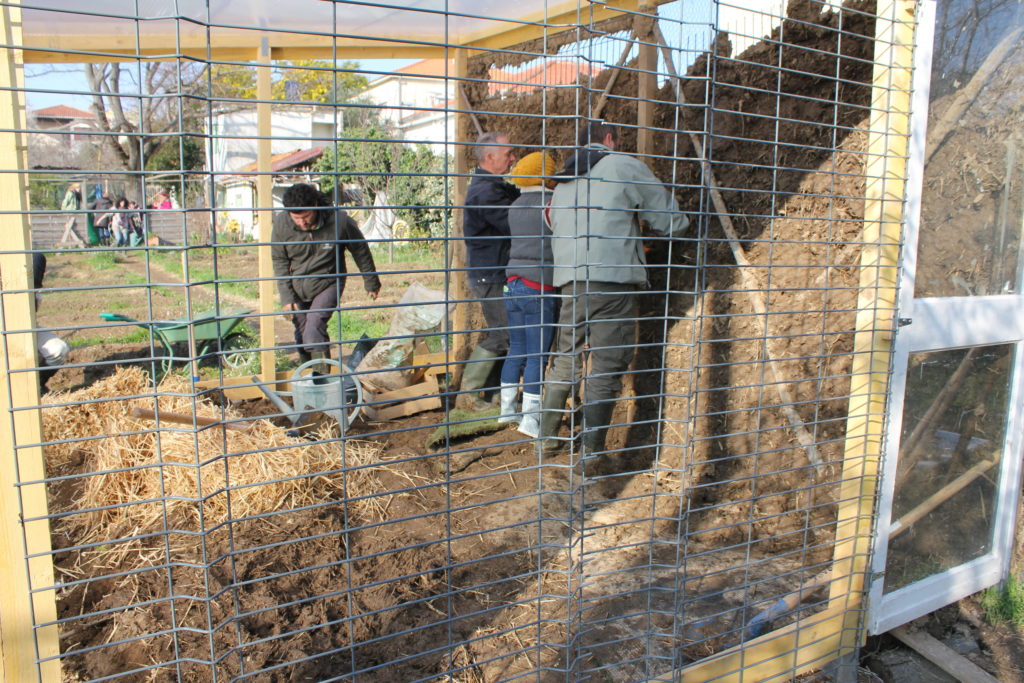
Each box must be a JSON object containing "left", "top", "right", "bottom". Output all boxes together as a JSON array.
[{"left": 0, "top": 0, "right": 906, "bottom": 680}]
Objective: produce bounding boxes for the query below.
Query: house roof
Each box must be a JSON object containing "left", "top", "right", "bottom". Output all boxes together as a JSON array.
[
  {"left": 394, "top": 59, "right": 453, "bottom": 78},
  {"left": 239, "top": 147, "right": 324, "bottom": 174},
  {"left": 31, "top": 105, "right": 95, "bottom": 120},
  {"left": 488, "top": 60, "right": 603, "bottom": 95}
]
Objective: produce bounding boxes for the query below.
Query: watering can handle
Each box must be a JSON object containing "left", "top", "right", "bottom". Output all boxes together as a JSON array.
[{"left": 293, "top": 357, "right": 343, "bottom": 379}]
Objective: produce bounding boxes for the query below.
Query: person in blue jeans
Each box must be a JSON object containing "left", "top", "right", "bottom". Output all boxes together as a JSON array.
[{"left": 499, "top": 151, "right": 558, "bottom": 437}]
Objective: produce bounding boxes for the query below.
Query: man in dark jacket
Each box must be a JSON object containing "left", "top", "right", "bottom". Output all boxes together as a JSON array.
[
  {"left": 460, "top": 131, "right": 519, "bottom": 407},
  {"left": 87, "top": 191, "right": 114, "bottom": 246},
  {"left": 272, "top": 183, "right": 381, "bottom": 363}
]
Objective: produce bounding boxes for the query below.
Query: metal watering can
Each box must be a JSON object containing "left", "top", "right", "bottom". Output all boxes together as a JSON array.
[{"left": 252, "top": 358, "right": 363, "bottom": 433}]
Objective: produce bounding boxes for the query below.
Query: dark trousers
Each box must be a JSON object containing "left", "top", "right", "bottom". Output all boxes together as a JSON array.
[
  {"left": 469, "top": 280, "right": 509, "bottom": 355},
  {"left": 547, "top": 281, "right": 639, "bottom": 403},
  {"left": 290, "top": 283, "right": 339, "bottom": 355}
]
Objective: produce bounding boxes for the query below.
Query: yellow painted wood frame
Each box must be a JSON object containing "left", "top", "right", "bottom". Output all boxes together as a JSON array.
[{"left": 0, "top": 2, "right": 60, "bottom": 680}]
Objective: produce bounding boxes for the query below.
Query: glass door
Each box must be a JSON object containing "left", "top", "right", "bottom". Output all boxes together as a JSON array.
[{"left": 869, "top": 0, "right": 1024, "bottom": 634}]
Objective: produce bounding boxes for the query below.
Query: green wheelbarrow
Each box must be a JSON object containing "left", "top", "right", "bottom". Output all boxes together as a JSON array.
[{"left": 99, "top": 309, "right": 255, "bottom": 378}]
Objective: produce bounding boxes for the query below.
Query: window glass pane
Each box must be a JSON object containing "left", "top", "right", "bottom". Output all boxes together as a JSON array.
[
  {"left": 884, "top": 344, "right": 1013, "bottom": 593},
  {"left": 915, "top": 1, "right": 1024, "bottom": 298}
]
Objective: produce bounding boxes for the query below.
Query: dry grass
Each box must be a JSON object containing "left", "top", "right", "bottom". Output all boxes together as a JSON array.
[{"left": 43, "top": 366, "right": 384, "bottom": 547}]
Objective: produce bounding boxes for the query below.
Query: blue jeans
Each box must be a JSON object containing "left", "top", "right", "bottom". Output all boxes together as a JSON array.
[{"left": 500, "top": 277, "right": 557, "bottom": 395}]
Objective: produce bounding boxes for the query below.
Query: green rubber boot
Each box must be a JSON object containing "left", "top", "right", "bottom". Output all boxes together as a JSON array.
[
  {"left": 581, "top": 401, "right": 617, "bottom": 480},
  {"left": 455, "top": 346, "right": 500, "bottom": 410},
  {"left": 538, "top": 386, "right": 571, "bottom": 457}
]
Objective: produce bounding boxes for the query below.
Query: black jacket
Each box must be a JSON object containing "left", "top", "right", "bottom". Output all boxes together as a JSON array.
[
  {"left": 271, "top": 207, "right": 381, "bottom": 306},
  {"left": 463, "top": 168, "right": 520, "bottom": 284},
  {"left": 88, "top": 196, "right": 113, "bottom": 227}
]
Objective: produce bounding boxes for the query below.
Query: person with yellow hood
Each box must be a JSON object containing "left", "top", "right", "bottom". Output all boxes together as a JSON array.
[{"left": 497, "top": 151, "right": 558, "bottom": 436}]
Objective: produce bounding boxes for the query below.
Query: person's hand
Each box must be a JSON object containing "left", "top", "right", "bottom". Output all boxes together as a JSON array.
[
  {"left": 282, "top": 302, "right": 298, "bottom": 312},
  {"left": 367, "top": 288, "right": 381, "bottom": 301}
]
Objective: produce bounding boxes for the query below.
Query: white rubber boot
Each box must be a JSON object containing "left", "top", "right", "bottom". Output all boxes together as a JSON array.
[
  {"left": 498, "top": 383, "right": 519, "bottom": 423},
  {"left": 516, "top": 392, "right": 541, "bottom": 437}
]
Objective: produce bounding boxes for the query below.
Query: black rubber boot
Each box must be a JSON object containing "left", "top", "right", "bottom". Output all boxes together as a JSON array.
[
  {"left": 580, "top": 401, "right": 614, "bottom": 456},
  {"left": 538, "top": 386, "right": 571, "bottom": 457},
  {"left": 455, "top": 347, "right": 500, "bottom": 410}
]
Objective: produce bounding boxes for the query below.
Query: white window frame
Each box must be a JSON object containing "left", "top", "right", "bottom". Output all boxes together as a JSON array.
[{"left": 868, "top": 0, "right": 1024, "bottom": 635}]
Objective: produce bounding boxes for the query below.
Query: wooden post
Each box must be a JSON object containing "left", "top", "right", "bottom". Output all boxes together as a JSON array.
[
  {"left": 634, "top": 7, "right": 657, "bottom": 158},
  {"left": 450, "top": 48, "right": 472, "bottom": 387},
  {"left": 257, "top": 40, "right": 276, "bottom": 383},
  {"left": 829, "top": 0, "right": 915, "bottom": 652},
  {"left": 0, "top": 2, "right": 61, "bottom": 679}
]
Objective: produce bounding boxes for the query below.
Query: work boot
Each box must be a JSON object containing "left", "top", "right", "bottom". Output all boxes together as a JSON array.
[
  {"left": 498, "top": 383, "right": 519, "bottom": 424},
  {"left": 517, "top": 392, "right": 541, "bottom": 438},
  {"left": 538, "top": 386, "right": 571, "bottom": 457},
  {"left": 455, "top": 347, "right": 500, "bottom": 410},
  {"left": 581, "top": 401, "right": 617, "bottom": 480}
]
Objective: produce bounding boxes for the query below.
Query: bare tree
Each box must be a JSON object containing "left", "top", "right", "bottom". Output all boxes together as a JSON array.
[{"left": 84, "top": 61, "right": 205, "bottom": 172}]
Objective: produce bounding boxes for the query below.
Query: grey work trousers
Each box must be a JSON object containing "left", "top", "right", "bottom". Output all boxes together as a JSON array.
[
  {"left": 289, "top": 283, "right": 339, "bottom": 355},
  {"left": 547, "top": 281, "right": 639, "bottom": 403},
  {"left": 469, "top": 280, "right": 509, "bottom": 355}
]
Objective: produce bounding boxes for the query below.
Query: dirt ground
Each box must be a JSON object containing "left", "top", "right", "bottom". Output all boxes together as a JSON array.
[{"left": 38, "top": 1, "right": 1024, "bottom": 681}]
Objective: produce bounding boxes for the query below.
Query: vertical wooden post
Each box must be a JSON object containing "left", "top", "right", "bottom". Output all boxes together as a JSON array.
[
  {"left": 450, "top": 48, "right": 472, "bottom": 386},
  {"left": 0, "top": 2, "right": 60, "bottom": 680},
  {"left": 257, "top": 40, "right": 276, "bottom": 383},
  {"left": 635, "top": 6, "right": 657, "bottom": 158},
  {"left": 830, "top": 0, "right": 915, "bottom": 650}
]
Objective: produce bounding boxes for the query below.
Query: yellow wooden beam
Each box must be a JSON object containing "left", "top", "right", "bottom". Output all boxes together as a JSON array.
[
  {"left": 449, "top": 47, "right": 471, "bottom": 387},
  {"left": 257, "top": 42, "right": 276, "bottom": 384},
  {"left": 461, "top": 0, "right": 662, "bottom": 52},
  {"left": 828, "top": 0, "right": 915, "bottom": 654},
  {"left": 0, "top": 2, "right": 60, "bottom": 681},
  {"left": 21, "top": 38, "right": 440, "bottom": 63}
]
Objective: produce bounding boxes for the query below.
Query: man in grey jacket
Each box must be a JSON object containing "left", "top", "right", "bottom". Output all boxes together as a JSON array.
[
  {"left": 541, "top": 121, "right": 688, "bottom": 469},
  {"left": 272, "top": 183, "right": 381, "bottom": 363}
]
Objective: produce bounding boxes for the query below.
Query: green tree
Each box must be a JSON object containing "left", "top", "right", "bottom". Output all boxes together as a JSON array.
[
  {"left": 209, "top": 59, "right": 368, "bottom": 104},
  {"left": 313, "top": 124, "right": 451, "bottom": 238}
]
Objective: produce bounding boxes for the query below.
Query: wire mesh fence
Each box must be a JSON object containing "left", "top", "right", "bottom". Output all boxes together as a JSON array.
[{"left": 1, "top": 0, "right": 912, "bottom": 680}]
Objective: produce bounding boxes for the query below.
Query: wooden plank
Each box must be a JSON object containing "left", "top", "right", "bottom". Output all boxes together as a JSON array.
[
  {"left": 891, "top": 627, "right": 999, "bottom": 683},
  {"left": 195, "top": 371, "right": 291, "bottom": 401},
  {"left": 256, "top": 44, "right": 276, "bottom": 384},
  {"left": 0, "top": 2, "right": 61, "bottom": 678},
  {"left": 375, "top": 395, "right": 442, "bottom": 421},
  {"left": 635, "top": 7, "right": 657, "bottom": 158},
  {"left": 450, "top": 48, "right": 471, "bottom": 389},
  {"left": 369, "top": 376, "right": 439, "bottom": 405}
]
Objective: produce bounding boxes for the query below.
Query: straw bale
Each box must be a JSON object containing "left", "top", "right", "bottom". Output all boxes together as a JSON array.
[{"left": 43, "top": 367, "right": 384, "bottom": 543}]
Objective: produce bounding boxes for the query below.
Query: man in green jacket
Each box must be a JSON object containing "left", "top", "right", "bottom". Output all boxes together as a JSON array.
[
  {"left": 272, "top": 183, "right": 381, "bottom": 363},
  {"left": 541, "top": 121, "right": 688, "bottom": 470}
]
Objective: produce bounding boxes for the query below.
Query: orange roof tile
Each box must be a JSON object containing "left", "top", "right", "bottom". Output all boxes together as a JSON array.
[{"left": 32, "top": 104, "right": 95, "bottom": 119}]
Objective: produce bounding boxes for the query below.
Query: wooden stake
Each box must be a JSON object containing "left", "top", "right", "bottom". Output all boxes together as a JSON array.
[
  {"left": 257, "top": 41, "right": 276, "bottom": 383},
  {"left": 890, "top": 456, "right": 998, "bottom": 539},
  {"left": 131, "top": 407, "right": 252, "bottom": 432},
  {"left": 593, "top": 33, "right": 636, "bottom": 120}
]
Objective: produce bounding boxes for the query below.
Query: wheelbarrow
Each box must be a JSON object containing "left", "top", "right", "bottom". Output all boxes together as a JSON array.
[
  {"left": 252, "top": 358, "right": 363, "bottom": 434},
  {"left": 99, "top": 309, "right": 254, "bottom": 378}
]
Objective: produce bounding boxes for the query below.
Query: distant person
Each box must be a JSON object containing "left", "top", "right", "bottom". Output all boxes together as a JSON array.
[
  {"left": 110, "top": 197, "right": 131, "bottom": 248},
  {"left": 497, "top": 150, "right": 558, "bottom": 438},
  {"left": 151, "top": 191, "right": 172, "bottom": 209},
  {"left": 459, "top": 131, "right": 519, "bottom": 409},
  {"left": 540, "top": 120, "right": 688, "bottom": 472},
  {"left": 127, "top": 201, "right": 145, "bottom": 246},
  {"left": 271, "top": 183, "right": 381, "bottom": 364},
  {"left": 32, "top": 253, "right": 70, "bottom": 392},
  {"left": 59, "top": 182, "right": 84, "bottom": 247},
  {"left": 88, "top": 190, "right": 114, "bottom": 246}
]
